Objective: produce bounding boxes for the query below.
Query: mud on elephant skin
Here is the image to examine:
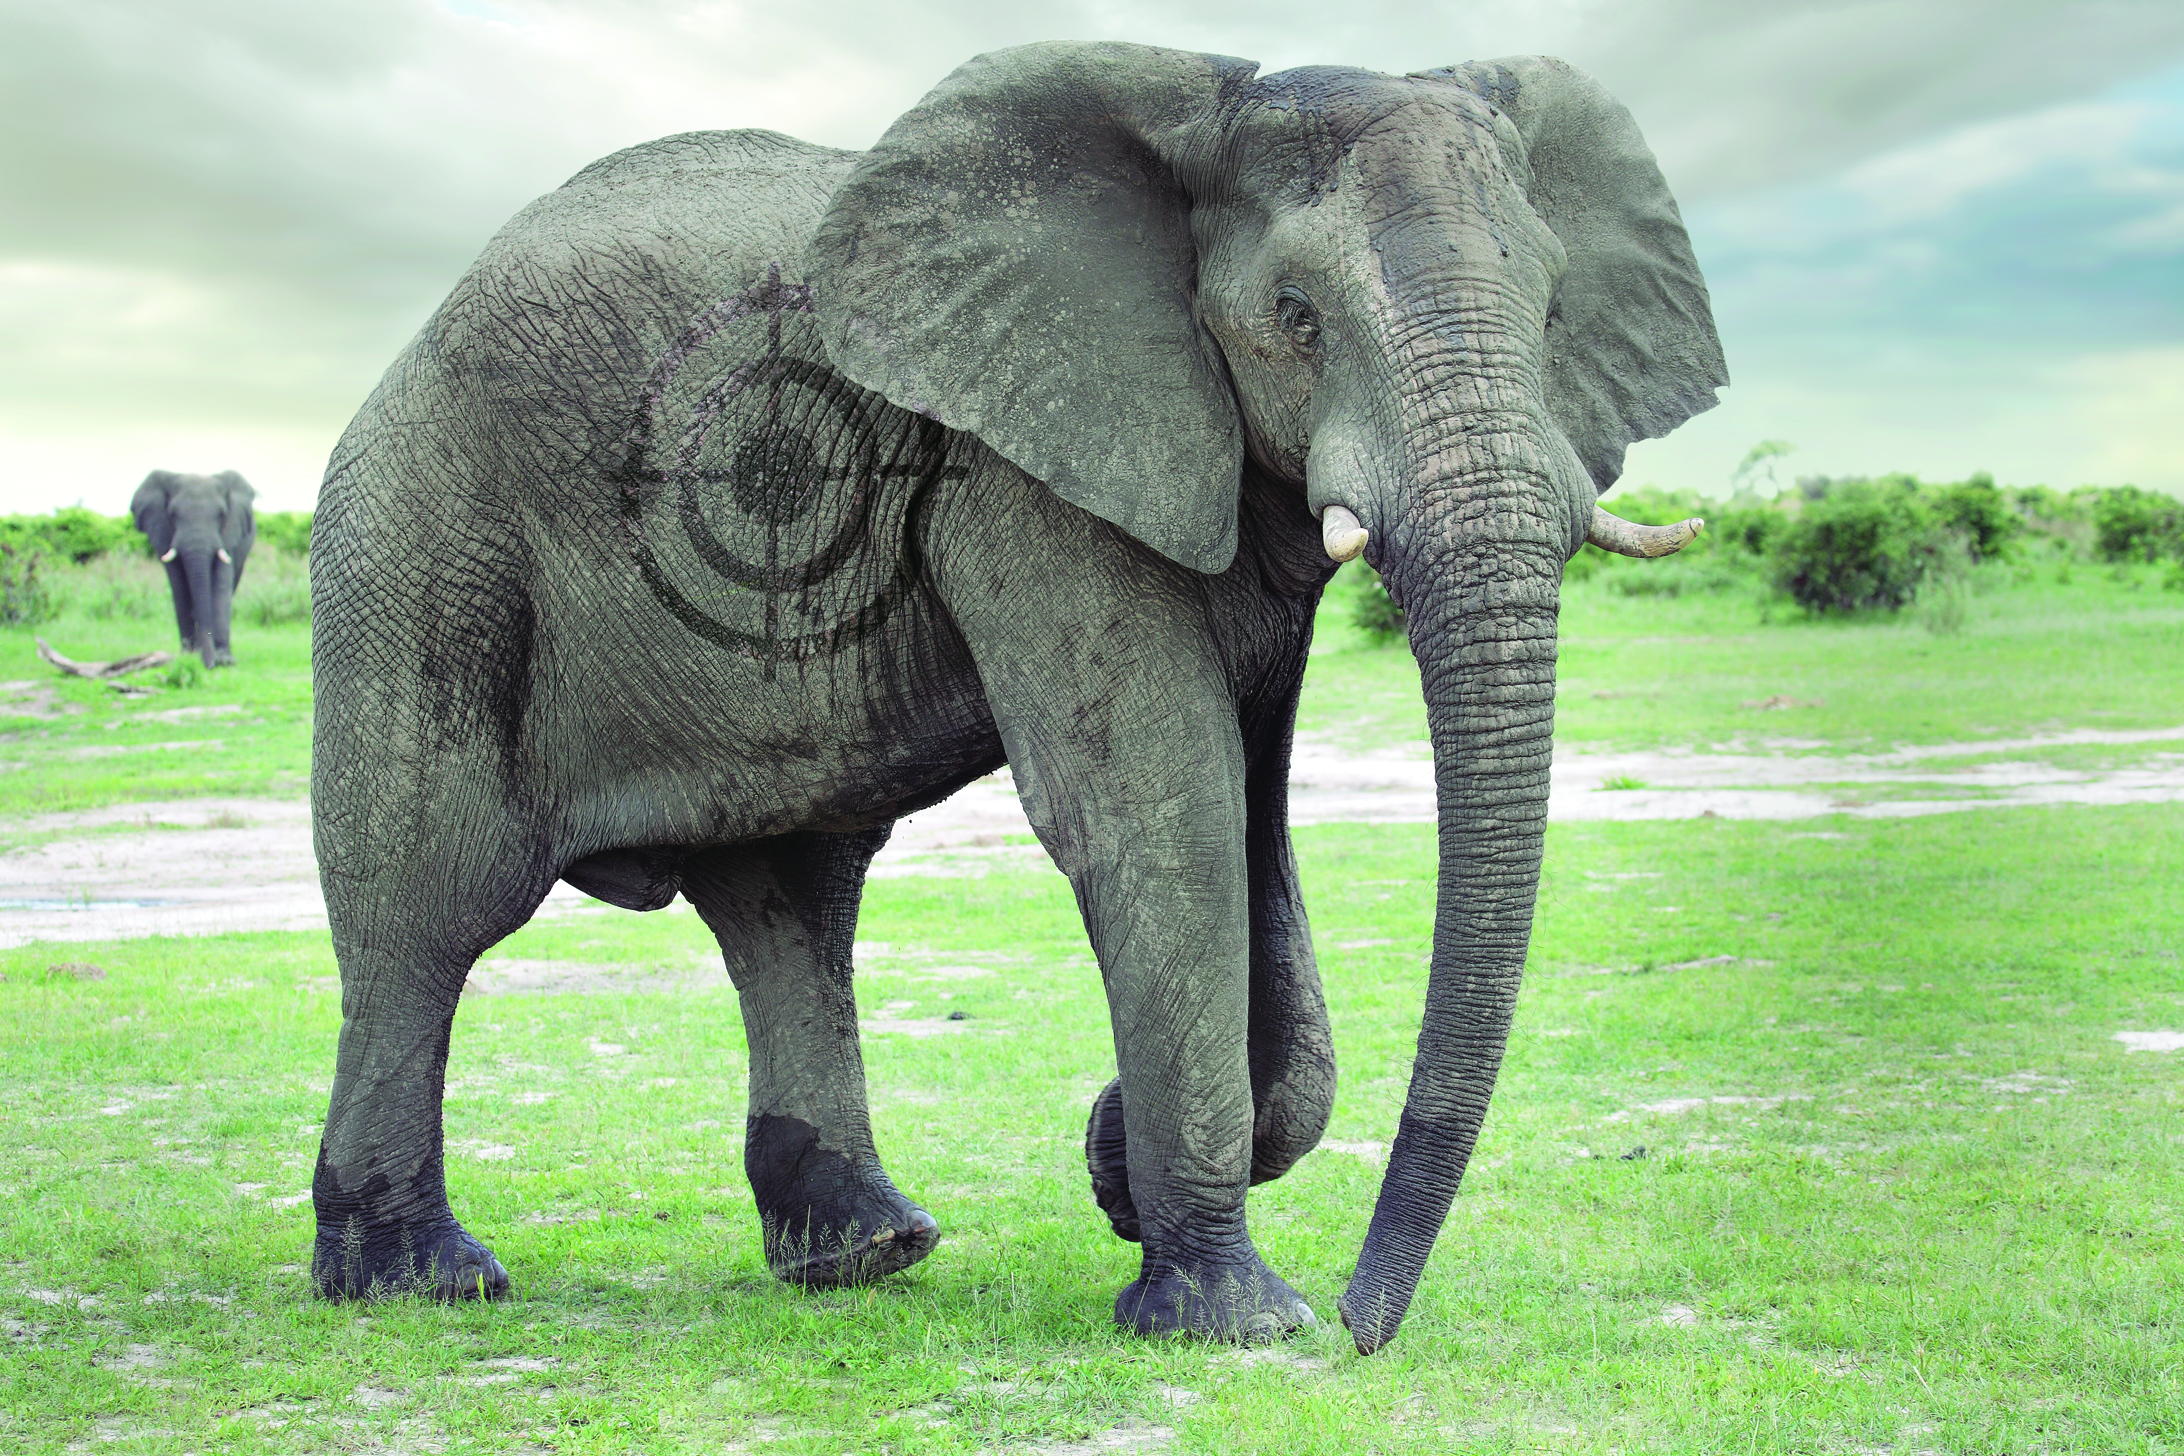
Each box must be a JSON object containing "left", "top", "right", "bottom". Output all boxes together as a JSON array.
[
  {"left": 309, "top": 42, "right": 1722, "bottom": 1352},
  {"left": 130, "top": 469, "right": 257, "bottom": 668}
]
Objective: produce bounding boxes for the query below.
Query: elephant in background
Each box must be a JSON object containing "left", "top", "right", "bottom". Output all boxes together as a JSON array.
[
  {"left": 130, "top": 470, "right": 256, "bottom": 667},
  {"left": 309, "top": 42, "right": 1720, "bottom": 1352}
]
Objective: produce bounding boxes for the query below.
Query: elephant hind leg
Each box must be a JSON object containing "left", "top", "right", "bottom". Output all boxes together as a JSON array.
[
  {"left": 314, "top": 823, "right": 558, "bottom": 1302},
  {"left": 680, "top": 828, "right": 938, "bottom": 1287}
]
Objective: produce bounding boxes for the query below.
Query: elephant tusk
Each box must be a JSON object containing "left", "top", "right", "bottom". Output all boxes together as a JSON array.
[
  {"left": 217, "top": 548, "right": 231, "bottom": 564},
  {"left": 160, "top": 548, "right": 177, "bottom": 563},
  {"left": 1587, "top": 506, "right": 1704, "bottom": 558},
  {"left": 1321, "top": 504, "right": 1369, "bottom": 563}
]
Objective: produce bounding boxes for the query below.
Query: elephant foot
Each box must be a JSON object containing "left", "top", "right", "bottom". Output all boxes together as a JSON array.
[
  {"left": 1085, "top": 1077, "right": 1140, "bottom": 1242},
  {"left": 210, "top": 648, "right": 236, "bottom": 668},
  {"left": 763, "top": 1202, "right": 940, "bottom": 1287},
  {"left": 311, "top": 1215, "right": 510, "bottom": 1302},
  {"left": 748, "top": 1113, "right": 939, "bottom": 1287},
  {"left": 1115, "top": 1253, "right": 1316, "bottom": 1343}
]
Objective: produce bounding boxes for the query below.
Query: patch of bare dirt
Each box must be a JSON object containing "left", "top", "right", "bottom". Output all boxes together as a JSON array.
[{"left": 8, "top": 724, "right": 2179, "bottom": 946}]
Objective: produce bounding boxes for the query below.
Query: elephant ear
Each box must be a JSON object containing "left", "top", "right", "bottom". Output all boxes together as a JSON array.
[
  {"left": 129, "top": 470, "right": 180, "bottom": 556},
  {"left": 1423, "top": 56, "right": 1727, "bottom": 493},
  {"left": 811, "top": 42, "right": 1253, "bottom": 573},
  {"left": 215, "top": 470, "right": 256, "bottom": 584}
]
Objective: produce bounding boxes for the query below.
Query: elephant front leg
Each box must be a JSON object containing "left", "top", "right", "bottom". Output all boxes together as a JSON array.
[
  {"left": 991, "top": 693, "right": 1313, "bottom": 1337},
  {"left": 1057, "top": 773, "right": 1314, "bottom": 1342},
  {"left": 1087, "top": 683, "right": 1336, "bottom": 1243},
  {"left": 936, "top": 464, "right": 1312, "bottom": 1339},
  {"left": 679, "top": 830, "right": 938, "bottom": 1287}
]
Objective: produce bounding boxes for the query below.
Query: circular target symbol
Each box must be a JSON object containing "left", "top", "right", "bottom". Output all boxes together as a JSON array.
[
  {"left": 614, "top": 278, "right": 943, "bottom": 667},
  {"left": 670, "top": 354, "right": 882, "bottom": 595}
]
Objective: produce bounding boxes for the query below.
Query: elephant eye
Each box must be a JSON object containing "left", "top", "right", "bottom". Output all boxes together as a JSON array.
[{"left": 1275, "top": 289, "right": 1320, "bottom": 350}]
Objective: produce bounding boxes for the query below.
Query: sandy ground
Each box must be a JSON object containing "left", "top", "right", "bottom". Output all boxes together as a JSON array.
[{"left": 6, "top": 726, "right": 2180, "bottom": 947}]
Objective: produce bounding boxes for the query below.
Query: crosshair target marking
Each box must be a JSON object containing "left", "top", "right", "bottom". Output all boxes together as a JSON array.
[{"left": 613, "top": 267, "right": 952, "bottom": 668}]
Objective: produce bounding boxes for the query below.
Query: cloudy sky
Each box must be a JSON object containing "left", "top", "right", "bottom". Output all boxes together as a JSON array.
[{"left": 4, "top": 0, "right": 2181, "bottom": 512}]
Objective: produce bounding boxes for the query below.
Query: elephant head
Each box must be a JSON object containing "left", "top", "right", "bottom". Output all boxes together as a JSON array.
[
  {"left": 131, "top": 469, "right": 257, "bottom": 667},
  {"left": 811, "top": 42, "right": 1724, "bottom": 1351}
]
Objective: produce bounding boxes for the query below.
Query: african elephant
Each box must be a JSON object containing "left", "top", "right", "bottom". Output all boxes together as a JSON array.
[
  {"left": 129, "top": 469, "right": 256, "bottom": 667},
  {"left": 309, "top": 42, "right": 1720, "bottom": 1353}
]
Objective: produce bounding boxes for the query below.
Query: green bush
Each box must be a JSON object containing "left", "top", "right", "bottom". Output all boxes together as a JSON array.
[
  {"left": 0, "top": 540, "right": 54, "bottom": 625},
  {"left": 1769, "top": 477, "right": 1941, "bottom": 614},
  {"left": 0, "top": 508, "right": 144, "bottom": 566},
  {"left": 1710, "top": 503, "right": 1789, "bottom": 557},
  {"left": 1931, "top": 472, "right": 2019, "bottom": 562},
  {"left": 1339, "top": 560, "right": 1405, "bottom": 642},
  {"left": 256, "top": 511, "right": 313, "bottom": 557},
  {"left": 2090, "top": 486, "right": 2183, "bottom": 564}
]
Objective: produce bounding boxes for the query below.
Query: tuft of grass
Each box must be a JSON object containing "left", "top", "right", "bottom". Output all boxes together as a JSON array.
[{"left": 1598, "top": 774, "right": 1647, "bottom": 791}]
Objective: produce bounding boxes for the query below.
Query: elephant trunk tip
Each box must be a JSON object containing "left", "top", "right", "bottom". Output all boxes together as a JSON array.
[
  {"left": 1587, "top": 505, "right": 1703, "bottom": 559},
  {"left": 1321, "top": 504, "right": 1369, "bottom": 562},
  {"left": 1336, "top": 1288, "right": 1400, "bottom": 1356}
]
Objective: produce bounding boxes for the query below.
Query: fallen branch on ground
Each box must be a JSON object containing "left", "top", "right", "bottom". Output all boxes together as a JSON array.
[{"left": 34, "top": 637, "right": 175, "bottom": 680}]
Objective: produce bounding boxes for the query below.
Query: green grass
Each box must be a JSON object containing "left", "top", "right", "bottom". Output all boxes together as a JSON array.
[
  {"left": 0, "top": 619, "right": 313, "bottom": 820},
  {"left": 1303, "top": 561, "right": 2184, "bottom": 752},
  {"left": 3, "top": 808, "right": 2179, "bottom": 1453},
  {"left": 2, "top": 575, "right": 2181, "bottom": 1452}
]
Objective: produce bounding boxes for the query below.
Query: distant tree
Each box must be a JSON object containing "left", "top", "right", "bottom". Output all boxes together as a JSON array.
[{"left": 1731, "top": 439, "right": 1796, "bottom": 493}]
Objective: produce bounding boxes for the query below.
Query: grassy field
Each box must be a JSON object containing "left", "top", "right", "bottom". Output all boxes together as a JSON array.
[
  {"left": 2, "top": 570, "right": 2181, "bottom": 1453},
  {"left": 0, "top": 612, "right": 312, "bottom": 822},
  {"left": 1306, "top": 560, "right": 2184, "bottom": 755}
]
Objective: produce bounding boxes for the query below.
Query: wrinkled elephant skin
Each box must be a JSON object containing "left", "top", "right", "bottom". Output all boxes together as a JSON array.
[{"left": 310, "top": 43, "right": 1724, "bottom": 1350}]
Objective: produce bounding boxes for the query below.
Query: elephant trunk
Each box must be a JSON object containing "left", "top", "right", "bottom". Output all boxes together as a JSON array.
[
  {"left": 179, "top": 546, "right": 219, "bottom": 667},
  {"left": 1335, "top": 428, "right": 1563, "bottom": 1354}
]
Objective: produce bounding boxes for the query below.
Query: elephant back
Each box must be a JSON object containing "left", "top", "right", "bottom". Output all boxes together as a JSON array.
[{"left": 330, "top": 128, "right": 946, "bottom": 672}]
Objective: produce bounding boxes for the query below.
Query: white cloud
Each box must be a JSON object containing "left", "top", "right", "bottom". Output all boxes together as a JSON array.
[
  {"left": 2, "top": 0, "right": 2182, "bottom": 512},
  {"left": 1844, "top": 99, "right": 2155, "bottom": 221},
  {"left": 1622, "top": 342, "right": 2184, "bottom": 497}
]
